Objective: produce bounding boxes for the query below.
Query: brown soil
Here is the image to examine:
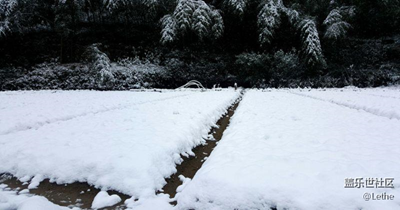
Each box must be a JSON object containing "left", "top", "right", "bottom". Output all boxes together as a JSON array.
[
  {"left": 0, "top": 174, "right": 129, "bottom": 209},
  {"left": 160, "top": 92, "right": 243, "bottom": 200}
]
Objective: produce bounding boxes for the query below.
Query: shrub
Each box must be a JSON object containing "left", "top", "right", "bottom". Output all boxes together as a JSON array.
[
  {"left": 83, "top": 44, "right": 115, "bottom": 89},
  {"left": 235, "top": 50, "right": 304, "bottom": 87}
]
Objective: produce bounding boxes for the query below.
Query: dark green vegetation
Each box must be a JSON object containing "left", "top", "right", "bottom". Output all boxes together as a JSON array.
[{"left": 0, "top": 0, "right": 399, "bottom": 89}]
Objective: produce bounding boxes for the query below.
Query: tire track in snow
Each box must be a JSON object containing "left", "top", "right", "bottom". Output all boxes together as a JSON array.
[
  {"left": 360, "top": 93, "right": 400, "bottom": 100},
  {"left": 286, "top": 91, "right": 400, "bottom": 120},
  {"left": 0, "top": 93, "right": 194, "bottom": 136}
]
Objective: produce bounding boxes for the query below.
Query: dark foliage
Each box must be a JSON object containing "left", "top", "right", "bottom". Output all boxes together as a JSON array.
[{"left": 0, "top": 0, "right": 399, "bottom": 89}]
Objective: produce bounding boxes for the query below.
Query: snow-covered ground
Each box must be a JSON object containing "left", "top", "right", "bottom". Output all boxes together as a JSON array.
[
  {"left": 0, "top": 184, "right": 73, "bottom": 210},
  {"left": 176, "top": 89, "right": 400, "bottom": 210},
  {"left": 0, "top": 89, "right": 240, "bottom": 209},
  {"left": 0, "top": 90, "right": 195, "bottom": 135},
  {"left": 288, "top": 87, "right": 400, "bottom": 120},
  {"left": 1, "top": 88, "right": 399, "bottom": 210}
]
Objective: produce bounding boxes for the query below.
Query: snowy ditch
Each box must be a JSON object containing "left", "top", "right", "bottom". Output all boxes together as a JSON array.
[{"left": 161, "top": 92, "right": 244, "bottom": 201}]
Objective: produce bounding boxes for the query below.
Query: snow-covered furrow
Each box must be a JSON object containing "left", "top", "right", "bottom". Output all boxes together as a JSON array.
[
  {"left": 288, "top": 89, "right": 400, "bottom": 120},
  {"left": 0, "top": 91, "right": 193, "bottom": 135},
  {"left": 0, "top": 90, "right": 241, "bottom": 201},
  {"left": 362, "top": 93, "right": 400, "bottom": 100},
  {"left": 176, "top": 90, "right": 400, "bottom": 210}
]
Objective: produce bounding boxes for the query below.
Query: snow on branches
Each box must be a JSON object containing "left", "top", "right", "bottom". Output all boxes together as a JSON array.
[
  {"left": 57, "top": 0, "right": 158, "bottom": 10},
  {"left": 84, "top": 44, "right": 115, "bottom": 88},
  {"left": 160, "top": 15, "right": 178, "bottom": 44},
  {"left": 160, "top": 0, "right": 224, "bottom": 44},
  {"left": 323, "top": 8, "right": 351, "bottom": 40},
  {"left": 298, "top": 18, "right": 326, "bottom": 67},
  {"left": 0, "top": 0, "right": 17, "bottom": 36},
  {"left": 224, "top": 0, "right": 247, "bottom": 15},
  {"left": 210, "top": 9, "right": 224, "bottom": 39},
  {"left": 258, "top": 0, "right": 281, "bottom": 45}
]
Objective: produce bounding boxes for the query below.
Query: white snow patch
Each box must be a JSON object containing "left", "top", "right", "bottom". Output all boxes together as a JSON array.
[
  {"left": 91, "top": 191, "right": 121, "bottom": 209},
  {"left": 0, "top": 184, "right": 71, "bottom": 210},
  {"left": 19, "top": 189, "right": 29, "bottom": 194},
  {"left": 0, "top": 89, "right": 240, "bottom": 201},
  {"left": 27, "top": 175, "right": 44, "bottom": 189},
  {"left": 177, "top": 89, "right": 400, "bottom": 210},
  {"left": 125, "top": 194, "right": 173, "bottom": 210},
  {"left": 19, "top": 197, "right": 72, "bottom": 210},
  {"left": 287, "top": 87, "right": 400, "bottom": 120}
]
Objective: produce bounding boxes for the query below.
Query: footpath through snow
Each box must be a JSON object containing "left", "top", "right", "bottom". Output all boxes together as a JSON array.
[{"left": 176, "top": 89, "right": 400, "bottom": 210}]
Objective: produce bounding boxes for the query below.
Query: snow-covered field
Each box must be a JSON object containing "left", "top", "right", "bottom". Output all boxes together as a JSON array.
[
  {"left": 0, "top": 89, "right": 240, "bottom": 209},
  {"left": 288, "top": 87, "right": 400, "bottom": 120},
  {"left": 1, "top": 88, "right": 399, "bottom": 210},
  {"left": 177, "top": 88, "right": 400, "bottom": 210}
]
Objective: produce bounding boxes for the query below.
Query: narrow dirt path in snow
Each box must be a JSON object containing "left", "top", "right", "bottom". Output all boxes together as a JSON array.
[{"left": 161, "top": 90, "right": 245, "bottom": 201}]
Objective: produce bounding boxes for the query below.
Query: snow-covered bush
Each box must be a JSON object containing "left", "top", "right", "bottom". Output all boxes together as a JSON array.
[
  {"left": 83, "top": 44, "right": 115, "bottom": 89},
  {"left": 112, "top": 57, "right": 167, "bottom": 89},
  {"left": 271, "top": 49, "right": 302, "bottom": 78},
  {"left": 1, "top": 62, "right": 97, "bottom": 90},
  {"left": 235, "top": 50, "right": 303, "bottom": 87},
  {"left": 235, "top": 52, "right": 271, "bottom": 86},
  {"left": 1, "top": 57, "right": 169, "bottom": 90}
]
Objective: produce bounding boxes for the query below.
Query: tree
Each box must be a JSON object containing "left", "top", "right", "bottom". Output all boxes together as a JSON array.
[
  {"left": 0, "top": 0, "right": 17, "bottom": 36},
  {"left": 323, "top": 7, "right": 352, "bottom": 40},
  {"left": 160, "top": 0, "right": 224, "bottom": 44},
  {"left": 353, "top": 0, "right": 400, "bottom": 36},
  {"left": 84, "top": 44, "right": 115, "bottom": 88},
  {"left": 160, "top": 15, "right": 178, "bottom": 44},
  {"left": 298, "top": 18, "right": 326, "bottom": 68},
  {"left": 224, "top": 0, "right": 331, "bottom": 68},
  {"left": 224, "top": 0, "right": 247, "bottom": 15},
  {"left": 258, "top": 0, "right": 281, "bottom": 45}
]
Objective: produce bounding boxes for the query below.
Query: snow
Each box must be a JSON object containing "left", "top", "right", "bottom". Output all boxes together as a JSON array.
[
  {"left": 125, "top": 194, "right": 173, "bottom": 210},
  {"left": 176, "top": 88, "right": 400, "bottom": 210},
  {"left": 288, "top": 87, "right": 400, "bottom": 120},
  {"left": 28, "top": 174, "right": 44, "bottom": 189},
  {"left": 1, "top": 87, "right": 399, "bottom": 210},
  {"left": 0, "top": 184, "right": 71, "bottom": 210},
  {"left": 18, "top": 197, "right": 70, "bottom": 210},
  {"left": 0, "top": 89, "right": 240, "bottom": 201},
  {"left": 0, "top": 90, "right": 192, "bottom": 135},
  {"left": 91, "top": 191, "right": 121, "bottom": 209}
]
